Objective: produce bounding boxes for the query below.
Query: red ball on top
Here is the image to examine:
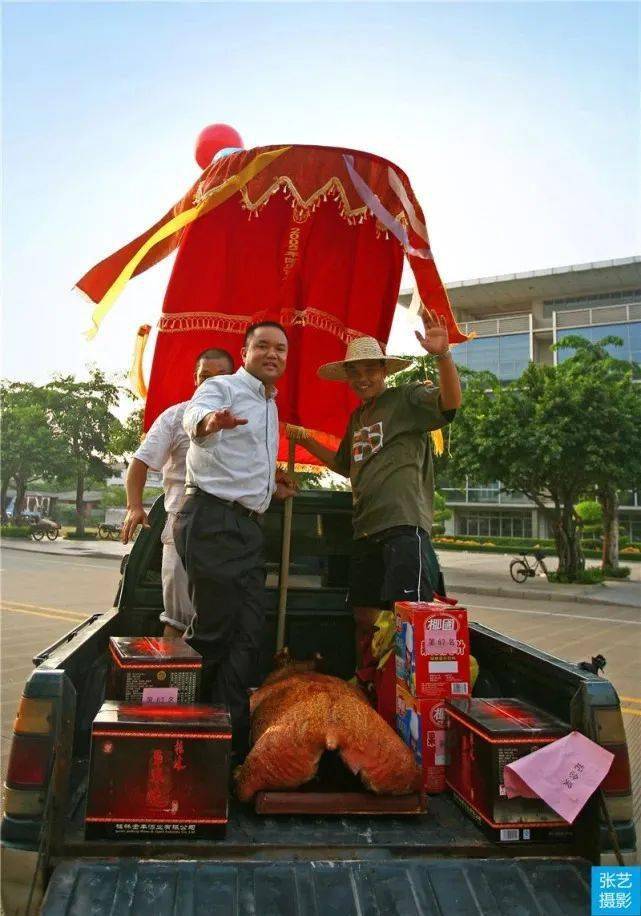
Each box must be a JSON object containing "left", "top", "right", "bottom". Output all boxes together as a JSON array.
[{"left": 194, "top": 124, "right": 244, "bottom": 170}]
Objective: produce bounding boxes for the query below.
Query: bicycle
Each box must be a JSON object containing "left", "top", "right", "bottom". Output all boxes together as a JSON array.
[
  {"left": 509, "top": 550, "right": 549, "bottom": 583},
  {"left": 28, "top": 518, "right": 60, "bottom": 542}
]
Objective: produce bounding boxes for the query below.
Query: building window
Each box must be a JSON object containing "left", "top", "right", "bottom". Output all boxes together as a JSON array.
[
  {"left": 619, "top": 516, "right": 641, "bottom": 542},
  {"left": 543, "top": 289, "right": 641, "bottom": 317},
  {"left": 453, "top": 333, "right": 530, "bottom": 381},
  {"left": 456, "top": 512, "right": 532, "bottom": 538},
  {"left": 556, "top": 322, "right": 641, "bottom": 364}
]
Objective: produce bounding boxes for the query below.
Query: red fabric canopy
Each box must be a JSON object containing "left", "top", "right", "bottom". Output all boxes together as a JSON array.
[{"left": 77, "top": 144, "right": 466, "bottom": 464}]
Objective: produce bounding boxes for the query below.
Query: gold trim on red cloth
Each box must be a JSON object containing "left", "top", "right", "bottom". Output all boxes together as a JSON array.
[
  {"left": 158, "top": 306, "right": 378, "bottom": 347},
  {"left": 194, "top": 175, "right": 408, "bottom": 229},
  {"left": 158, "top": 311, "right": 253, "bottom": 335}
]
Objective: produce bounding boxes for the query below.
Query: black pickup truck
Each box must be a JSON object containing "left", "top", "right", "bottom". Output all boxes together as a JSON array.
[{"left": 1, "top": 491, "right": 636, "bottom": 914}]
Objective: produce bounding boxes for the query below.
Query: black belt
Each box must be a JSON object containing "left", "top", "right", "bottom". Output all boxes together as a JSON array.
[{"left": 187, "top": 487, "right": 260, "bottom": 519}]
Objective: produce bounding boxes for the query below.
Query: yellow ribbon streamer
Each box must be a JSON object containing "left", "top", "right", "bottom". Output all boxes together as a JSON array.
[
  {"left": 84, "top": 146, "right": 291, "bottom": 340},
  {"left": 128, "top": 324, "right": 151, "bottom": 400}
]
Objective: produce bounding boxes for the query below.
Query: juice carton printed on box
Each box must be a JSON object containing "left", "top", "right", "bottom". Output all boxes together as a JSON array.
[
  {"left": 396, "top": 683, "right": 447, "bottom": 793},
  {"left": 395, "top": 602, "right": 470, "bottom": 698}
]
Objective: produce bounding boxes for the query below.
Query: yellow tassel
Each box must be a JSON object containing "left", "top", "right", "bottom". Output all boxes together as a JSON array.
[
  {"left": 430, "top": 428, "right": 444, "bottom": 456},
  {"left": 128, "top": 324, "right": 150, "bottom": 400}
]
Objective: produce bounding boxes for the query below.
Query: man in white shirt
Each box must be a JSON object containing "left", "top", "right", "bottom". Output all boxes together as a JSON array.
[
  {"left": 176, "top": 321, "right": 295, "bottom": 760},
  {"left": 121, "top": 348, "right": 234, "bottom": 636}
]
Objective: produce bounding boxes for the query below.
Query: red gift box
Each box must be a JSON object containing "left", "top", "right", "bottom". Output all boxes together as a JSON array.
[
  {"left": 85, "top": 701, "right": 231, "bottom": 840},
  {"left": 395, "top": 602, "right": 470, "bottom": 699},
  {"left": 396, "top": 683, "right": 447, "bottom": 793},
  {"left": 445, "top": 698, "right": 573, "bottom": 844},
  {"left": 107, "top": 636, "right": 202, "bottom": 704}
]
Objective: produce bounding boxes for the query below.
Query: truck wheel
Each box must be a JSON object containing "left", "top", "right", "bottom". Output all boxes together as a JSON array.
[{"left": 509, "top": 559, "right": 529, "bottom": 583}]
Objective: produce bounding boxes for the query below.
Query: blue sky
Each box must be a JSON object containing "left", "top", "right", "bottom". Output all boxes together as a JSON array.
[{"left": 2, "top": 1, "right": 639, "bottom": 385}]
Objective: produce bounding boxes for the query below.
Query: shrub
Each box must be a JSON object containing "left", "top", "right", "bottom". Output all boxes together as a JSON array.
[
  {"left": 548, "top": 568, "right": 605, "bottom": 584},
  {"left": 0, "top": 525, "right": 32, "bottom": 539},
  {"left": 580, "top": 538, "right": 603, "bottom": 550},
  {"left": 603, "top": 565, "right": 631, "bottom": 579},
  {"left": 621, "top": 546, "right": 641, "bottom": 555},
  {"left": 64, "top": 530, "right": 98, "bottom": 541}
]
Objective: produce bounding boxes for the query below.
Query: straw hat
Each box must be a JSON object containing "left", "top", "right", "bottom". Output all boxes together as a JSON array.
[{"left": 317, "top": 336, "right": 411, "bottom": 382}]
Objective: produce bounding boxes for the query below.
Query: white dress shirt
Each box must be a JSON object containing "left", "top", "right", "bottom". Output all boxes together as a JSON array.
[
  {"left": 183, "top": 367, "right": 279, "bottom": 514},
  {"left": 134, "top": 402, "right": 189, "bottom": 516}
]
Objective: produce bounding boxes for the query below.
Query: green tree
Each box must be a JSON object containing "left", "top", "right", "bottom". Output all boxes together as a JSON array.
[
  {"left": 449, "top": 340, "right": 641, "bottom": 580},
  {"left": 432, "top": 490, "right": 452, "bottom": 535},
  {"left": 44, "top": 369, "right": 128, "bottom": 536},
  {"left": 554, "top": 335, "right": 641, "bottom": 571},
  {"left": 575, "top": 500, "right": 603, "bottom": 535},
  {"left": 0, "top": 381, "right": 67, "bottom": 519},
  {"left": 109, "top": 406, "right": 144, "bottom": 460},
  {"left": 447, "top": 370, "right": 577, "bottom": 580}
]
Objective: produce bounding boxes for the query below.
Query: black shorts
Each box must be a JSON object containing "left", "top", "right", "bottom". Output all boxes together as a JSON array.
[{"left": 349, "top": 525, "right": 444, "bottom": 608}]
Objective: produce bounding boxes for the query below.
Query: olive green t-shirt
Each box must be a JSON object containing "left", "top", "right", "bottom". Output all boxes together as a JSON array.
[{"left": 334, "top": 383, "right": 455, "bottom": 539}]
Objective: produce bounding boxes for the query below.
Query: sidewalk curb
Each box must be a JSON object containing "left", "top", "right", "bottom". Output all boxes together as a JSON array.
[
  {"left": 3, "top": 540, "right": 638, "bottom": 610},
  {"left": 446, "top": 581, "right": 640, "bottom": 609},
  {"left": 0, "top": 541, "right": 125, "bottom": 563}
]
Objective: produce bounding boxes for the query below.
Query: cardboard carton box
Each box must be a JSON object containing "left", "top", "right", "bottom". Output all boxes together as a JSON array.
[
  {"left": 395, "top": 602, "right": 470, "bottom": 698},
  {"left": 396, "top": 683, "right": 447, "bottom": 793}
]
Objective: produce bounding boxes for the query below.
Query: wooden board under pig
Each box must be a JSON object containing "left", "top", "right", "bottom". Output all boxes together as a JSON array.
[{"left": 252, "top": 750, "right": 425, "bottom": 815}]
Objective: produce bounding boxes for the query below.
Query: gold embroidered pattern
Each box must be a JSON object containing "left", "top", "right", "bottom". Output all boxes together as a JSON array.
[
  {"left": 157, "top": 307, "right": 379, "bottom": 347},
  {"left": 158, "top": 312, "right": 253, "bottom": 335},
  {"left": 194, "top": 173, "right": 408, "bottom": 236},
  {"left": 279, "top": 307, "right": 365, "bottom": 345}
]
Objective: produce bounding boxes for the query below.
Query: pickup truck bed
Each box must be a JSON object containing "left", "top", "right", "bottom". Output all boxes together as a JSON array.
[{"left": 3, "top": 494, "right": 635, "bottom": 914}]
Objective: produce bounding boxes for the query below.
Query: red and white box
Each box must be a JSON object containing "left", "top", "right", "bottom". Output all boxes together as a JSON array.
[
  {"left": 395, "top": 601, "right": 470, "bottom": 698},
  {"left": 396, "top": 683, "right": 447, "bottom": 793}
]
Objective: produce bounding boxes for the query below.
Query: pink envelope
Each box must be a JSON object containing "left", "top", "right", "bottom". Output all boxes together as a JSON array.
[{"left": 503, "top": 730, "right": 614, "bottom": 824}]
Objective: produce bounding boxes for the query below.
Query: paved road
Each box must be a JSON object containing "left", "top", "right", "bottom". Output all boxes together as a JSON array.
[{"left": 1, "top": 549, "right": 639, "bottom": 851}]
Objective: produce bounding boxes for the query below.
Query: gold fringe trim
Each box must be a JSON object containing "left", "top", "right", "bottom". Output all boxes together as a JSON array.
[
  {"left": 279, "top": 307, "right": 363, "bottom": 345},
  {"left": 158, "top": 311, "right": 252, "bottom": 335},
  {"left": 194, "top": 174, "right": 408, "bottom": 234},
  {"left": 158, "top": 306, "right": 375, "bottom": 347},
  {"left": 276, "top": 461, "right": 327, "bottom": 474}
]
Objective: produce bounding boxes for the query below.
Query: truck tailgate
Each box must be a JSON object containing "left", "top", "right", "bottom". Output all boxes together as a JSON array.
[{"left": 42, "top": 857, "right": 591, "bottom": 915}]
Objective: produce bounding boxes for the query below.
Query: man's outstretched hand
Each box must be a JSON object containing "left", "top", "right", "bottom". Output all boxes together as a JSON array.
[
  {"left": 197, "top": 409, "right": 248, "bottom": 438},
  {"left": 121, "top": 506, "right": 149, "bottom": 544},
  {"left": 415, "top": 307, "right": 450, "bottom": 356}
]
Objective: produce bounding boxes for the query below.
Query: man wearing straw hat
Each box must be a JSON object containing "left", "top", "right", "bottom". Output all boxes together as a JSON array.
[{"left": 287, "top": 307, "right": 461, "bottom": 654}]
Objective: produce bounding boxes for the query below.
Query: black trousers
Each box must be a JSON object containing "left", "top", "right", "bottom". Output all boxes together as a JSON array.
[
  {"left": 173, "top": 491, "right": 265, "bottom": 757},
  {"left": 349, "top": 526, "right": 444, "bottom": 608}
]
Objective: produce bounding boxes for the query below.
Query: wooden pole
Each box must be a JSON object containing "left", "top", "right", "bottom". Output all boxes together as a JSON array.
[{"left": 276, "top": 439, "right": 296, "bottom": 651}]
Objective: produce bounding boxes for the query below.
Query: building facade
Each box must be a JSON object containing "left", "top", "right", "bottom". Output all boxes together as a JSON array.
[{"left": 398, "top": 256, "right": 641, "bottom": 541}]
